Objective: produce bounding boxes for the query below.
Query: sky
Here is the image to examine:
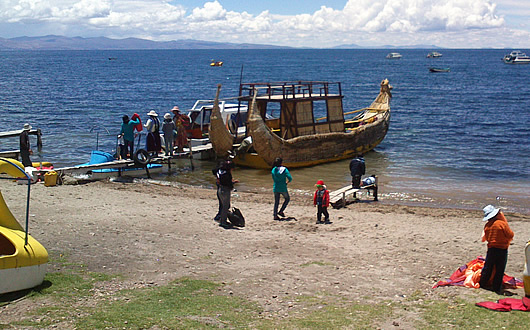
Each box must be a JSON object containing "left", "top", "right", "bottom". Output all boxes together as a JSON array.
[{"left": 0, "top": 0, "right": 529, "bottom": 48}]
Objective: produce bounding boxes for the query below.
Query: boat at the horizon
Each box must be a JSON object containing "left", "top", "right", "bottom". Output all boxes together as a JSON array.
[
  {"left": 502, "top": 50, "right": 530, "bottom": 64},
  {"left": 427, "top": 51, "right": 443, "bottom": 58},
  {"left": 429, "top": 67, "right": 450, "bottom": 73},
  {"left": 386, "top": 52, "right": 402, "bottom": 59},
  {"left": 208, "top": 79, "right": 392, "bottom": 169},
  {"left": 210, "top": 60, "right": 223, "bottom": 67}
]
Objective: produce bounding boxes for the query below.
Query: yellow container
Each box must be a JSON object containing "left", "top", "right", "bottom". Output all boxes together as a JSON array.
[{"left": 44, "top": 171, "right": 57, "bottom": 187}]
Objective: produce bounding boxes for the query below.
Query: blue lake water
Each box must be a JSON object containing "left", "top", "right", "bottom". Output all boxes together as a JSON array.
[{"left": 1, "top": 49, "right": 528, "bottom": 213}]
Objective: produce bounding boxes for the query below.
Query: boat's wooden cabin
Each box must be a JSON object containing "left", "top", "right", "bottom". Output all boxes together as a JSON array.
[{"left": 238, "top": 81, "right": 347, "bottom": 140}]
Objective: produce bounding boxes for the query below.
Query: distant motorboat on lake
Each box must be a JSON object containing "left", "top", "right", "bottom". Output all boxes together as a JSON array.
[
  {"left": 427, "top": 51, "right": 443, "bottom": 58},
  {"left": 210, "top": 60, "right": 223, "bottom": 67},
  {"left": 429, "top": 67, "right": 450, "bottom": 73},
  {"left": 502, "top": 50, "right": 530, "bottom": 64},
  {"left": 386, "top": 52, "right": 402, "bottom": 59}
]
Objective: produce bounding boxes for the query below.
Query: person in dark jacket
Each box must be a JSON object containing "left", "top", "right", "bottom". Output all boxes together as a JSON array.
[
  {"left": 349, "top": 154, "right": 365, "bottom": 188},
  {"left": 212, "top": 160, "right": 238, "bottom": 228},
  {"left": 19, "top": 123, "right": 33, "bottom": 167}
]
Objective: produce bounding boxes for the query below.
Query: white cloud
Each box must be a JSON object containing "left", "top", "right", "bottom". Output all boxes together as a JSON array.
[{"left": 0, "top": 0, "right": 528, "bottom": 47}]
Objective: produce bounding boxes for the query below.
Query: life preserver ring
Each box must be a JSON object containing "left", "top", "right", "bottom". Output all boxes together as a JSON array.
[
  {"left": 133, "top": 149, "right": 150, "bottom": 167},
  {"left": 228, "top": 118, "right": 237, "bottom": 135}
]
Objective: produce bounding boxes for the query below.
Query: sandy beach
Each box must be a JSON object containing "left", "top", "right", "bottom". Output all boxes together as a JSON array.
[{"left": 1, "top": 178, "right": 529, "bottom": 326}]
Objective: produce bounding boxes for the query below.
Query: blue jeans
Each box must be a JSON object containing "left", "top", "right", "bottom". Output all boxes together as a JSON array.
[{"left": 274, "top": 191, "right": 290, "bottom": 217}]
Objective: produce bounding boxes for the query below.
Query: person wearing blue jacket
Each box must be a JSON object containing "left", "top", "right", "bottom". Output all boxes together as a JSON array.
[{"left": 271, "top": 157, "right": 292, "bottom": 220}]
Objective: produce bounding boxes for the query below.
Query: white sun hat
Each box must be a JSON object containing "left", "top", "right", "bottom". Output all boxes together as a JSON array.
[
  {"left": 482, "top": 205, "right": 500, "bottom": 222},
  {"left": 147, "top": 110, "right": 158, "bottom": 116}
]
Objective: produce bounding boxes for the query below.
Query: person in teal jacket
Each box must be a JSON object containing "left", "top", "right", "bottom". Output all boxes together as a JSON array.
[
  {"left": 271, "top": 157, "right": 292, "bottom": 220},
  {"left": 119, "top": 115, "right": 140, "bottom": 159}
]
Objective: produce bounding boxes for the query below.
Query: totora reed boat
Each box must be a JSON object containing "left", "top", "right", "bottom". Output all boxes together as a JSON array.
[{"left": 209, "top": 79, "right": 392, "bottom": 169}]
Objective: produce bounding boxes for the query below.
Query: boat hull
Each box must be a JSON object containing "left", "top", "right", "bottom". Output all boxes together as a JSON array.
[
  {"left": 0, "top": 227, "right": 48, "bottom": 294},
  {"left": 89, "top": 164, "right": 163, "bottom": 180},
  {"left": 0, "top": 263, "right": 48, "bottom": 294},
  {"left": 247, "top": 112, "right": 390, "bottom": 168}
]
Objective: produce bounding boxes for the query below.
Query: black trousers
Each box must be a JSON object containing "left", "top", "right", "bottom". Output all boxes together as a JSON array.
[
  {"left": 317, "top": 205, "right": 329, "bottom": 222},
  {"left": 479, "top": 247, "right": 508, "bottom": 292}
]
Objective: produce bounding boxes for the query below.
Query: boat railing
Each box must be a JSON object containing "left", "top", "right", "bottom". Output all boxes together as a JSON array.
[{"left": 239, "top": 81, "right": 342, "bottom": 101}]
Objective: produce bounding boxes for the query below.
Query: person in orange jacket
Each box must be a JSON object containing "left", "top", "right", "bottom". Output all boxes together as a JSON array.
[
  {"left": 479, "top": 205, "right": 514, "bottom": 294},
  {"left": 313, "top": 180, "right": 330, "bottom": 224}
]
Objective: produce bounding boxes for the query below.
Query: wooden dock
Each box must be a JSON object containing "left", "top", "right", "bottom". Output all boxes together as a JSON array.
[
  {"left": 329, "top": 179, "right": 378, "bottom": 208},
  {"left": 55, "top": 143, "right": 214, "bottom": 177}
]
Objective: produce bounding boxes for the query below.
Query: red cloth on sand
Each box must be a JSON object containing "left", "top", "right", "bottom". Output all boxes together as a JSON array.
[
  {"left": 432, "top": 256, "right": 523, "bottom": 289},
  {"left": 476, "top": 296, "right": 530, "bottom": 312}
]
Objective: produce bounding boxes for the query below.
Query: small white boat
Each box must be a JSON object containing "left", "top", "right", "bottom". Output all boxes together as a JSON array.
[
  {"left": 427, "top": 51, "right": 443, "bottom": 58},
  {"left": 386, "top": 52, "right": 402, "bottom": 59},
  {"left": 186, "top": 99, "right": 249, "bottom": 140},
  {"left": 502, "top": 50, "right": 530, "bottom": 64},
  {"left": 1, "top": 158, "right": 48, "bottom": 294}
]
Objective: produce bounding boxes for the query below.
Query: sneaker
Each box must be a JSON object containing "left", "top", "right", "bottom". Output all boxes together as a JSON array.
[
  {"left": 316, "top": 220, "right": 322, "bottom": 224},
  {"left": 274, "top": 216, "right": 281, "bottom": 220},
  {"left": 219, "top": 222, "right": 232, "bottom": 229},
  {"left": 324, "top": 220, "right": 332, "bottom": 224},
  {"left": 278, "top": 211, "right": 286, "bottom": 217}
]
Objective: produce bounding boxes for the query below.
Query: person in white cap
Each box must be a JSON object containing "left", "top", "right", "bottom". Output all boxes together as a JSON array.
[
  {"left": 161, "top": 113, "right": 176, "bottom": 156},
  {"left": 19, "top": 123, "right": 33, "bottom": 167},
  {"left": 144, "top": 110, "right": 161, "bottom": 155},
  {"left": 479, "top": 205, "right": 514, "bottom": 294}
]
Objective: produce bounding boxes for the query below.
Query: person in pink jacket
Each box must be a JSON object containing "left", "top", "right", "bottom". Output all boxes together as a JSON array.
[{"left": 313, "top": 180, "right": 330, "bottom": 224}]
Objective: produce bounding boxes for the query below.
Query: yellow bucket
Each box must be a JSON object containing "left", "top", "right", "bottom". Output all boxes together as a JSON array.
[{"left": 44, "top": 171, "right": 58, "bottom": 187}]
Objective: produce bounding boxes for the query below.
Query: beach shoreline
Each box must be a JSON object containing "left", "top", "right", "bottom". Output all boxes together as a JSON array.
[{"left": 1, "top": 179, "right": 529, "bottom": 326}]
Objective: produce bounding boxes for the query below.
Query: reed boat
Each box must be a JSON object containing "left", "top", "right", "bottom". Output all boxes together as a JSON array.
[
  {"left": 0, "top": 158, "right": 48, "bottom": 294},
  {"left": 209, "top": 79, "right": 392, "bottom": 168}
]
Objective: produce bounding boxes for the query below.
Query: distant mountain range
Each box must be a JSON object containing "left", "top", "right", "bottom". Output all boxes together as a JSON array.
[
  {"left": 334, "top": 43, "right": 441, "bottom": 49},
  {"left": 0, "top": 35, "right": 292, "bottom": 50},
  {"left": 0, "top": 35, "right": 441, "bottom": 50}
]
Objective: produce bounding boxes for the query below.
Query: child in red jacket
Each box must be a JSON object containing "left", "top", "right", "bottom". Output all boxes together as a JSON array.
[{"left": 314, "top": 180, "right": 330, "bottom": 224}]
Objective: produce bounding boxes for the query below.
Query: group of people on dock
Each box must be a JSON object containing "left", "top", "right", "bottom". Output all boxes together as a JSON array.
[{"left": 118, "top": 106, "right": 190, "bottom": 160}]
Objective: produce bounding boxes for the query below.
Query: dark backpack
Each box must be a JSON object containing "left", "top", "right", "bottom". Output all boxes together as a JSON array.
[{"left": 227, "top": 207, "right": 245, "bottom": 227}]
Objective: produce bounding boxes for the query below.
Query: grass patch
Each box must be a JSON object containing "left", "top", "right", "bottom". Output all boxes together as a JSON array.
[
  {"left": 4, "top": 253, "right": 529, "bottom": 329},
  {"left": 260, "top": 301, "right": 394, "bottom": 329},
  {"left": 74, "top": 277, "right": 260, "bottom": 329},
  {"left": 413, "top": 296, "right": 530, "bottom": 329}
]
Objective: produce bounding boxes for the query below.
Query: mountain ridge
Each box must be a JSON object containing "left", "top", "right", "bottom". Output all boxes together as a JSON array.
[{"left": 0, "top": 35, "right": 444, "bottom": 50}]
